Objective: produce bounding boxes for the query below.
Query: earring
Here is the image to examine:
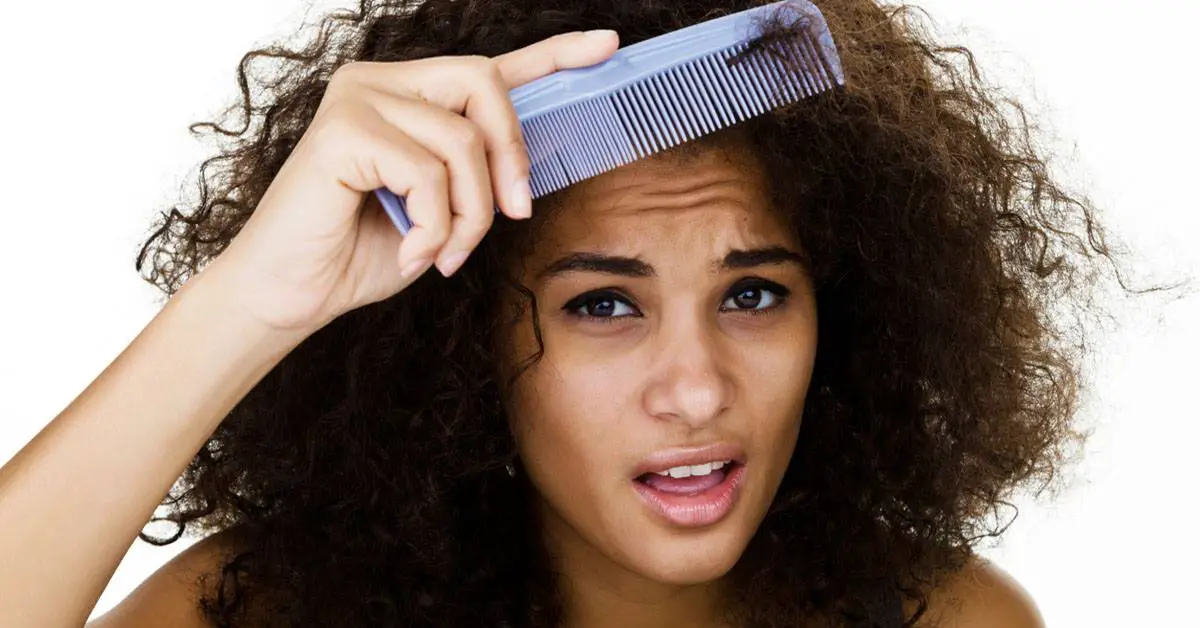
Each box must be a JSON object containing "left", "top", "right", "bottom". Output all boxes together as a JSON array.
[{"left": 505, "top": 462, "right": 517, "bottom": 477}]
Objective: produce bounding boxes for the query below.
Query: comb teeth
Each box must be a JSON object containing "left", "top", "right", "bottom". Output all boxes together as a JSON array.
[
  {"left": 373, "top": 0, "right": 845, "bottom": 235},
  {"left": 523, "top": 35, "right": 835, "bottom": 198}
]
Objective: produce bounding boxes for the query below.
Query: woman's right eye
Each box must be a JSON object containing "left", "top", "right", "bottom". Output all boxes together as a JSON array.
[{"left": 562, "top": 290, "right": 640, "bottom": 321}]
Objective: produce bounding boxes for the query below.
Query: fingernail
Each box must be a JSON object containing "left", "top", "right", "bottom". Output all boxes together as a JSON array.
[
  {"left": 436, "top": 251, "right": 469, "bottom": 277},
  {"left": 585, "top": 29, "right": 617, "bottom": 40},
  {"left": 402, "top": 257, "right": 432, "bottom": 280},
  {"left": 511, "top": 177, "right": 532, "bottom": 219}
]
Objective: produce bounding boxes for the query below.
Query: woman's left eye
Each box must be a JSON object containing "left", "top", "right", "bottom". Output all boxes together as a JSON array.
[
  {"left": 564, "top": 291, "right": 639, "bottom": 319},
  {"left": 721, "top": 281, "right": 789, "bottom": 313}
]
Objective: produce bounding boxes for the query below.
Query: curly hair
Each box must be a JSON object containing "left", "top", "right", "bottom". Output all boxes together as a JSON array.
[{"left": 134, "top": 0, "right": 1121, "bottom": 625}]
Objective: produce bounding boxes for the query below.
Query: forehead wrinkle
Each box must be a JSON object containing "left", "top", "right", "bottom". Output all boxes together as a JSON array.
[
  {"left": 526, "top": 142, "right": 795, "bottom": 279},
  {"left": 571, "top": 180, "right": 764, "bottom": 239},
  {"left": 587, "top": 171, "right": 757, "bottom": 216}
]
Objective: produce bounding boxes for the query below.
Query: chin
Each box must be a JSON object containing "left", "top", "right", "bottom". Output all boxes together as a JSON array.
[
  {"left": 619, "top": 522, "right": 755, "bottom": 586},
  {"left": 597, "top": 456, "right": 773, "bottom": 586}
]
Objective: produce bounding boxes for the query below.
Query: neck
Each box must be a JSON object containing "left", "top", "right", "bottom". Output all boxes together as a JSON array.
[
  {"left": 560, "top": 572, "right": 725, "bottom": 628},
  {"left": 539, "top": 507, "right": 727, "bottom": 628}
]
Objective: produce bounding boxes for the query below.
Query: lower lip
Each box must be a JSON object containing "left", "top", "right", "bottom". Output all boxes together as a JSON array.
[{"left": 633, "top": 464, "right": 746, "bottom": 528}]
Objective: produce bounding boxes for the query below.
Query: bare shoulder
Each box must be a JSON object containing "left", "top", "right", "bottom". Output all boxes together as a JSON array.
[
  {"left": 910, "top": 557, "right": 1046, "bottom": 628},
  {"left": 87, "top": 528, "right": 249, "bottom": 628}
]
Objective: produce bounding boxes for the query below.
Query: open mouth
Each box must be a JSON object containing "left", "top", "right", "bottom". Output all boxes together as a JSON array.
[
  {"left": 633, "top": 460, "right": 746, "bottom": 528},
  {"left": 636, "top": 460, "right": 738, "bottom": 493}
]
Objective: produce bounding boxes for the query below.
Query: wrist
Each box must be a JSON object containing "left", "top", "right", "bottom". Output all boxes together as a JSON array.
[{"left": 176, "top": 258, "right": 320, "bottom": 359}]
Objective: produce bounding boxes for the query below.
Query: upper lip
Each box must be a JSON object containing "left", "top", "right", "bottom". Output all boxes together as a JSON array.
[{"left": 633, "top": 442, "right": 747, "bottom": 478}]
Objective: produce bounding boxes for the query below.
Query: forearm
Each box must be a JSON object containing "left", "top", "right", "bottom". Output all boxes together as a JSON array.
[{"left": 0, "top": 259, "right": 312, "bottom": 627}]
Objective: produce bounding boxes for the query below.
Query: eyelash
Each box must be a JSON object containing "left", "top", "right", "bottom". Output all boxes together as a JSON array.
[{"left": 562, "top": 279, "right": 792, "bottom": 324}]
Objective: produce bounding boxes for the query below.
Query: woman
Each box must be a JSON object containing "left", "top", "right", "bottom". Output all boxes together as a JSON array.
[{"left": 0, "top": 0, "right": 1117, "bottom": 625}]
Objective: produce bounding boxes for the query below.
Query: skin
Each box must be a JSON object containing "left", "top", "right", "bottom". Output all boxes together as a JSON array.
[
  {"left": 0, "top": 31, "right": 622, "bottom": 628},
  {"left": 86, "top": 142, "right": 1045, "bottom": 628},
  {"left": 0, "top": 13, "right": 1050, "bottom": 623},
  {"left": 504, "top": 139, "right": 818, "bottom": 627},
  {"left": 88, "top": 532, "right": 1044, "bottom": 627}
]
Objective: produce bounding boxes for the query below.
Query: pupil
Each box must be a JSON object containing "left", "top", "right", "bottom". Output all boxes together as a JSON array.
[
  {"left": 735, "top": 289, "right": 761, "bottom": 308},
  {"left": 590, "top": 299, "right": 616, "bottom": 316}
]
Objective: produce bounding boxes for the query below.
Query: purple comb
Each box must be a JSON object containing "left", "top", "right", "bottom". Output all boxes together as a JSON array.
[{"left": 373, "top": 0, "right": 845, "bottom": 234}]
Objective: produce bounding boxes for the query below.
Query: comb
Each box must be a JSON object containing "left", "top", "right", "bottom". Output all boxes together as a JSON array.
[{"left": 374, "top": 0, "right": 844, "bottom": 234}]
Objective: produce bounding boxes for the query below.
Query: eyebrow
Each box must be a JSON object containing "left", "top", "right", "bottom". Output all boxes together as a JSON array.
[{"left": 537, "top": 246, "right": 806, "bottom": 280}]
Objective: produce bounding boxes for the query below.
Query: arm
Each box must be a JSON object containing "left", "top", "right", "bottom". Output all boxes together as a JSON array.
[
  {"left": 0, "top": 30, "right": 617, "bottom": 628},
  {"left": 0, "top": 260, "right": 311, "bottom": 628},
  {"left": 85, "top": 529, "right": 247, "bottom": 628}
]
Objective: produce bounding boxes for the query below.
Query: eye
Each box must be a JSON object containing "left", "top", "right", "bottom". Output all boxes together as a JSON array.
[
  {"left": 563, "top": 290, "right": 640, "bottom": 320},
  {"left": 721, "top": 279, "right": 790, "bottom": 313}
]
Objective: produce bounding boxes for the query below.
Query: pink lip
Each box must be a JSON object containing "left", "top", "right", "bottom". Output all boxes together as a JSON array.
[
  {"left": 631, "top": 443, "right": 748, "bottom": 528},
  {"left": 633, "top": 463, "right": 746, "bottom": 528}
]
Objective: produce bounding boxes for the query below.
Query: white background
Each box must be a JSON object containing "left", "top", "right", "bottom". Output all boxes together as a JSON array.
[{"left": 1, "top": 0, "right": 1196, "bottom": 624}]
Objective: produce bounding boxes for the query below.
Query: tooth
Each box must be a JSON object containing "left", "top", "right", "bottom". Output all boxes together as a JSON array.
[
  {"left": 668, "top": 465, "right": 691, "bottom": 478},
  {"left": 654, "top": 470, "right": 670, "bottom": 476},
  {"left": 690, "top": 462, "right": 713, "bottom": 476},
  {"left": 712, "top": 461, "right": 726, "bottom": 470}
]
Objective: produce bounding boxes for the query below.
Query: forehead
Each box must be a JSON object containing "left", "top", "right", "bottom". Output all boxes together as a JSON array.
[{"left": 531, "top": 141, "right": 796, "bottom": 260}]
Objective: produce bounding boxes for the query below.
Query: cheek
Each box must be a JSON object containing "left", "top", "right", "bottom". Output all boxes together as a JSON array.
[
  {"left": 507, "top": 339, "right": 641, "bottom": 496},
  {"left": 507, "top": 352, "right": 655, "bottom": 562},
  {"left": 735, "top": 323, "right": 817, "bottom": 469},
  {"left": 740, "top": 320, "right": 817, "bottom": 405}
]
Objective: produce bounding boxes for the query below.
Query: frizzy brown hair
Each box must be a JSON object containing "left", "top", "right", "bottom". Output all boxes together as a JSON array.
[{"left": 134, "top": 0, "right": 1122, "bottom": 625}]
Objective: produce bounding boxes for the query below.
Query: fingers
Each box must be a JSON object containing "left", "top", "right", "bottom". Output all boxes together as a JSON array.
[
  {"left": 355, "top": 57, "right": 525, "bottom": 224},
  {"left": 362, "top": 88, "right": 495, "bottom": 276},
  {"left": 422, "top": 57, "right": 534, "bottom": 224},
  {"left": 492, "top": 30, "right": 620, "bottom": 88},
  {"left": 353, "top": 113, "right": 451, "bottom": 279},
  {"left": 417, "top": 32, "right": 621, "bottom": 224},
  {"left": 325, "top": 30, "right": 622, "bottom": 279},
  {"left": 474, "top": 31, "right": 619, "bottom": 220},
  {"left": 342, "top": 30, "right": 620, "bottom": 227}
]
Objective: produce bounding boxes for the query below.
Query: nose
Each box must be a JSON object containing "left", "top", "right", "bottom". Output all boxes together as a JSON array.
[{"left": 641, "top": 314, "right": 735, "bottom": 429}]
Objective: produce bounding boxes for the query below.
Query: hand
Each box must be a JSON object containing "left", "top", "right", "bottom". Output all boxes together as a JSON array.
[{"left": 206, "top": 30, "right": 620, "bottom": 333}]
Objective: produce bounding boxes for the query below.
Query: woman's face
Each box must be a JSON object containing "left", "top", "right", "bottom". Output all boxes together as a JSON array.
[{"left": 504, "top": 140, "right": 818, "bottom": 588}]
